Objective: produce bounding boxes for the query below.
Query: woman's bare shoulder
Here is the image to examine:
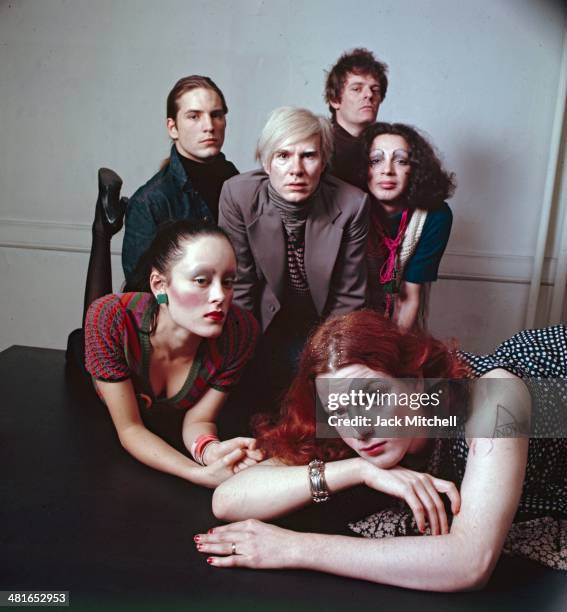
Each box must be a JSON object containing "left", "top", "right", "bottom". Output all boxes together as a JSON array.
[{"left": 466, "top": 369, "right": 531, "bottom": 440}]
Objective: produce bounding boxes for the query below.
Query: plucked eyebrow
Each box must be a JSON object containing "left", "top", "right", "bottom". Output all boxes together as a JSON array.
[
  {"left": 184, "top": 265, "right": 236, "bottom": 277},
  {"left": 370, "top": 148, "right": 410, "bottom": 157}
]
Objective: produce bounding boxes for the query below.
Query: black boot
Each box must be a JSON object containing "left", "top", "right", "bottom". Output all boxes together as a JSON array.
[{"left": 93, "top": 167, "right": 127, "bottom": 238}]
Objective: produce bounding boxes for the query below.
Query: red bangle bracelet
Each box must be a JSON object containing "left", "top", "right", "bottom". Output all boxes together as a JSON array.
[{"left": 191, "top": 434, "right": 220, "bottom": 465}]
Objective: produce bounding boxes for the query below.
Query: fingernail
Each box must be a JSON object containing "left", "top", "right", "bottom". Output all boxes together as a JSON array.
[
  {"left": 193, "top": 535, "right": 201, "bottom": 543},
  {"left": 207, "top": 528, "right": 214, "bottom": 534},
  {"left": 197, "top": 543, "right": 203, "bottom": 550},
  {"left": 207, "top": 557, "right": 215, "bottom": 565}
]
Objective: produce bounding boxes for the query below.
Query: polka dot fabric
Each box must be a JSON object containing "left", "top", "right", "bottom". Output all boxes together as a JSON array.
[{"left": 350, "top": 325, "right": 567, "bottom": 570}]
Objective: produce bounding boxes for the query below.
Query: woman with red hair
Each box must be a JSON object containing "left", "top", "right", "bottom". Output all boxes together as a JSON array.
[{"left": 194, "top": 311, "right": 566, "bottom": 589}]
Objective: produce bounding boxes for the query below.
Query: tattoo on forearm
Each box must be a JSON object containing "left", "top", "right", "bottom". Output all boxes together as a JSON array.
[{"left": 493, "top": 404, "right": 530, "bottom": 437}]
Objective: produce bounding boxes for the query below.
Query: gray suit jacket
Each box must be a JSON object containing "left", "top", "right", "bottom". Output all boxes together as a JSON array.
[{"left": 219, "top": 169, "right": 369, "bottom": 332}]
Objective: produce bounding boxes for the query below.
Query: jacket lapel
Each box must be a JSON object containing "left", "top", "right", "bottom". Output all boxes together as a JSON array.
[
  {"left": 305, "top": 186, "right": 343, "bottom": 314},
  {"left": 247, "top": 188, "right": 286, "bottom": 303}
]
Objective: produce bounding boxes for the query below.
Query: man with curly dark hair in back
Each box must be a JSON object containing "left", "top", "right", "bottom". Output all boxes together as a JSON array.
[{"left": 324, "top": 48, "right": 389, "bottom": 190}]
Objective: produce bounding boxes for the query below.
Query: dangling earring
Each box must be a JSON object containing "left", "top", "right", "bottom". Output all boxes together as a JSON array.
[{"left": 156, "top": 292, "right": 169, "bottom": 305}]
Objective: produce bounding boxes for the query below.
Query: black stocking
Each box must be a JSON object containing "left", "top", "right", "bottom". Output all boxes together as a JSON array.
[
  {"left": 82, "top": 231, "right": 113, "bottom": 325},
  {"left": 81, "top": 168, "right": 127, "bottom": 324}
]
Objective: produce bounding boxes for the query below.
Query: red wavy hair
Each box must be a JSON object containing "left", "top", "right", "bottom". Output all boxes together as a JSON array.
[{"left": 254, "top": 310, "right": 469, "bottom": 465}]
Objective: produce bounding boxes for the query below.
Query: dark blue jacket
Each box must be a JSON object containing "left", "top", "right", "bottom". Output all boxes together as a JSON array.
[{"left": 122, "top": 145, "right": 236, "bottom": 284}]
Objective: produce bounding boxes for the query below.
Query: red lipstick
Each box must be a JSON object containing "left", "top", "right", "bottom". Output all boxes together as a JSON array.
[
  {"left": 205, "top": 311, "right": 225, "bottom": 322},
  {"left": 360, "top": 441, "right": 387, "bottom": 456}
]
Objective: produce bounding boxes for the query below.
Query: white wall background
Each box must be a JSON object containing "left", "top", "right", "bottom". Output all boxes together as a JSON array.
[{"left": 1, "top": 0, "right": 566, "bottom": 353}]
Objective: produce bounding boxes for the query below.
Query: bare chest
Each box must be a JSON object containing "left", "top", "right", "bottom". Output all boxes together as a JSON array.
[{"left": 148, "top": 350, "right": 194, "bottom": 400}]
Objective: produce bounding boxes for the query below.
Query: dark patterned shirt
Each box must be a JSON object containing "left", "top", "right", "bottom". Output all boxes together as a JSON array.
[{"left": 286, "top": 236, "right": 310, "bottom": 296}]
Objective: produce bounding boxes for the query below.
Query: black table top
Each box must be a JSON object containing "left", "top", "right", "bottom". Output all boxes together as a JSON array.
[{"left": 1, "top": 345, "right": 565, "bottom": 612}]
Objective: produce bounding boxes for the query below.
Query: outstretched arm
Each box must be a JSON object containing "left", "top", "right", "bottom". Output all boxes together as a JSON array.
[
  {"left": 393, "top": 280, "right": 421, "bottom": 331},
  {"left": 97, "top": 379, "right": 250, "bottom": 488},
  {"left": 182, "top": 387, "right": 262, "bottom": 470},
  {"left": 200, "top": 435, "right": 527, "bottom": 590},
  {"left": 213, "top": 457, "right": 363, "bottom": 520},
  {"left": 213, "top": 456, "right": 459, "bottom": 534},
  {"left": 200, "top": 370, "right": 530, "bottom": 591}
]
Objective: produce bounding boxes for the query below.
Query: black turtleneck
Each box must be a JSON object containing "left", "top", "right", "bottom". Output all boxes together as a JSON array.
[
  {"left": 178, "top": 153, "right": 238, "bottom": 222},
  {"left": 330, "top": 121, "right": 367, "bottom": 191}
]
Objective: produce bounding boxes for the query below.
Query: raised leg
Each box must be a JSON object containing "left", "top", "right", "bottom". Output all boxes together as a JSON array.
[{"left": 82, "top": 168, "right": 127, "bottom": 324}]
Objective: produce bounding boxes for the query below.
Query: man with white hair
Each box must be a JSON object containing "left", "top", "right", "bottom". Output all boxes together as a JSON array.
[
  {"left": 218, "top": 107, "right": 369, "bottom": 413},
  {"left": 219, "top": 106, "right": 369, "bottom": 336}
]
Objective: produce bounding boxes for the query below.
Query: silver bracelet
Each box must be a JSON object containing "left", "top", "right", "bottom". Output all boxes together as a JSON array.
[{"left": 308, "top": 458, "right": 330, "bottom": 503}]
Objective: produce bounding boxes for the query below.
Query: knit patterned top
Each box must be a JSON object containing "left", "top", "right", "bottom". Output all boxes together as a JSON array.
[
  {"left": 286, "top": 237, "right": 310, "bottom": 297},
  {"left": 84, "top": 292, "right": 259, "bottom": 411}
]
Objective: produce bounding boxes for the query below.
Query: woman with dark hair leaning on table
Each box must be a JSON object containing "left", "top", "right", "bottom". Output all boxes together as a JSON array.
[
  {"left": 194, "top": 311, "right": 567, "bottom": 589},
  {"left": 363, "top": 122, "right": 455, "bottom": 330},
  {"left": 67, "top": 175, "right": 261, "bottom": 488}
]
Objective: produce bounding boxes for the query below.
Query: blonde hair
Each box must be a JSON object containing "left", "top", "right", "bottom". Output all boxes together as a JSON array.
[{"left": 255, "top": 106, "right": 334, "bottom": 168}]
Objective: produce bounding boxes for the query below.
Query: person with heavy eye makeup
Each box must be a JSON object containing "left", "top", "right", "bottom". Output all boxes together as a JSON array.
[
  {"left": 219, "top": 106, "right": 369, "bottom": 414},
  {"left": 193, "top": 310, "right": 567, "bottom": 588},
  {"left": 361, "top": 122, "right": 456, "bottom": 331},
  {"left": 80, "top": 219, "right": 261, "bottom": 488}
]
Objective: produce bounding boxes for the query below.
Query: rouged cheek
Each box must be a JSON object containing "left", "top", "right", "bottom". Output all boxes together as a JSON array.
[{"left": 168, "top": 284, "right": 206, "bottom": 308}]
